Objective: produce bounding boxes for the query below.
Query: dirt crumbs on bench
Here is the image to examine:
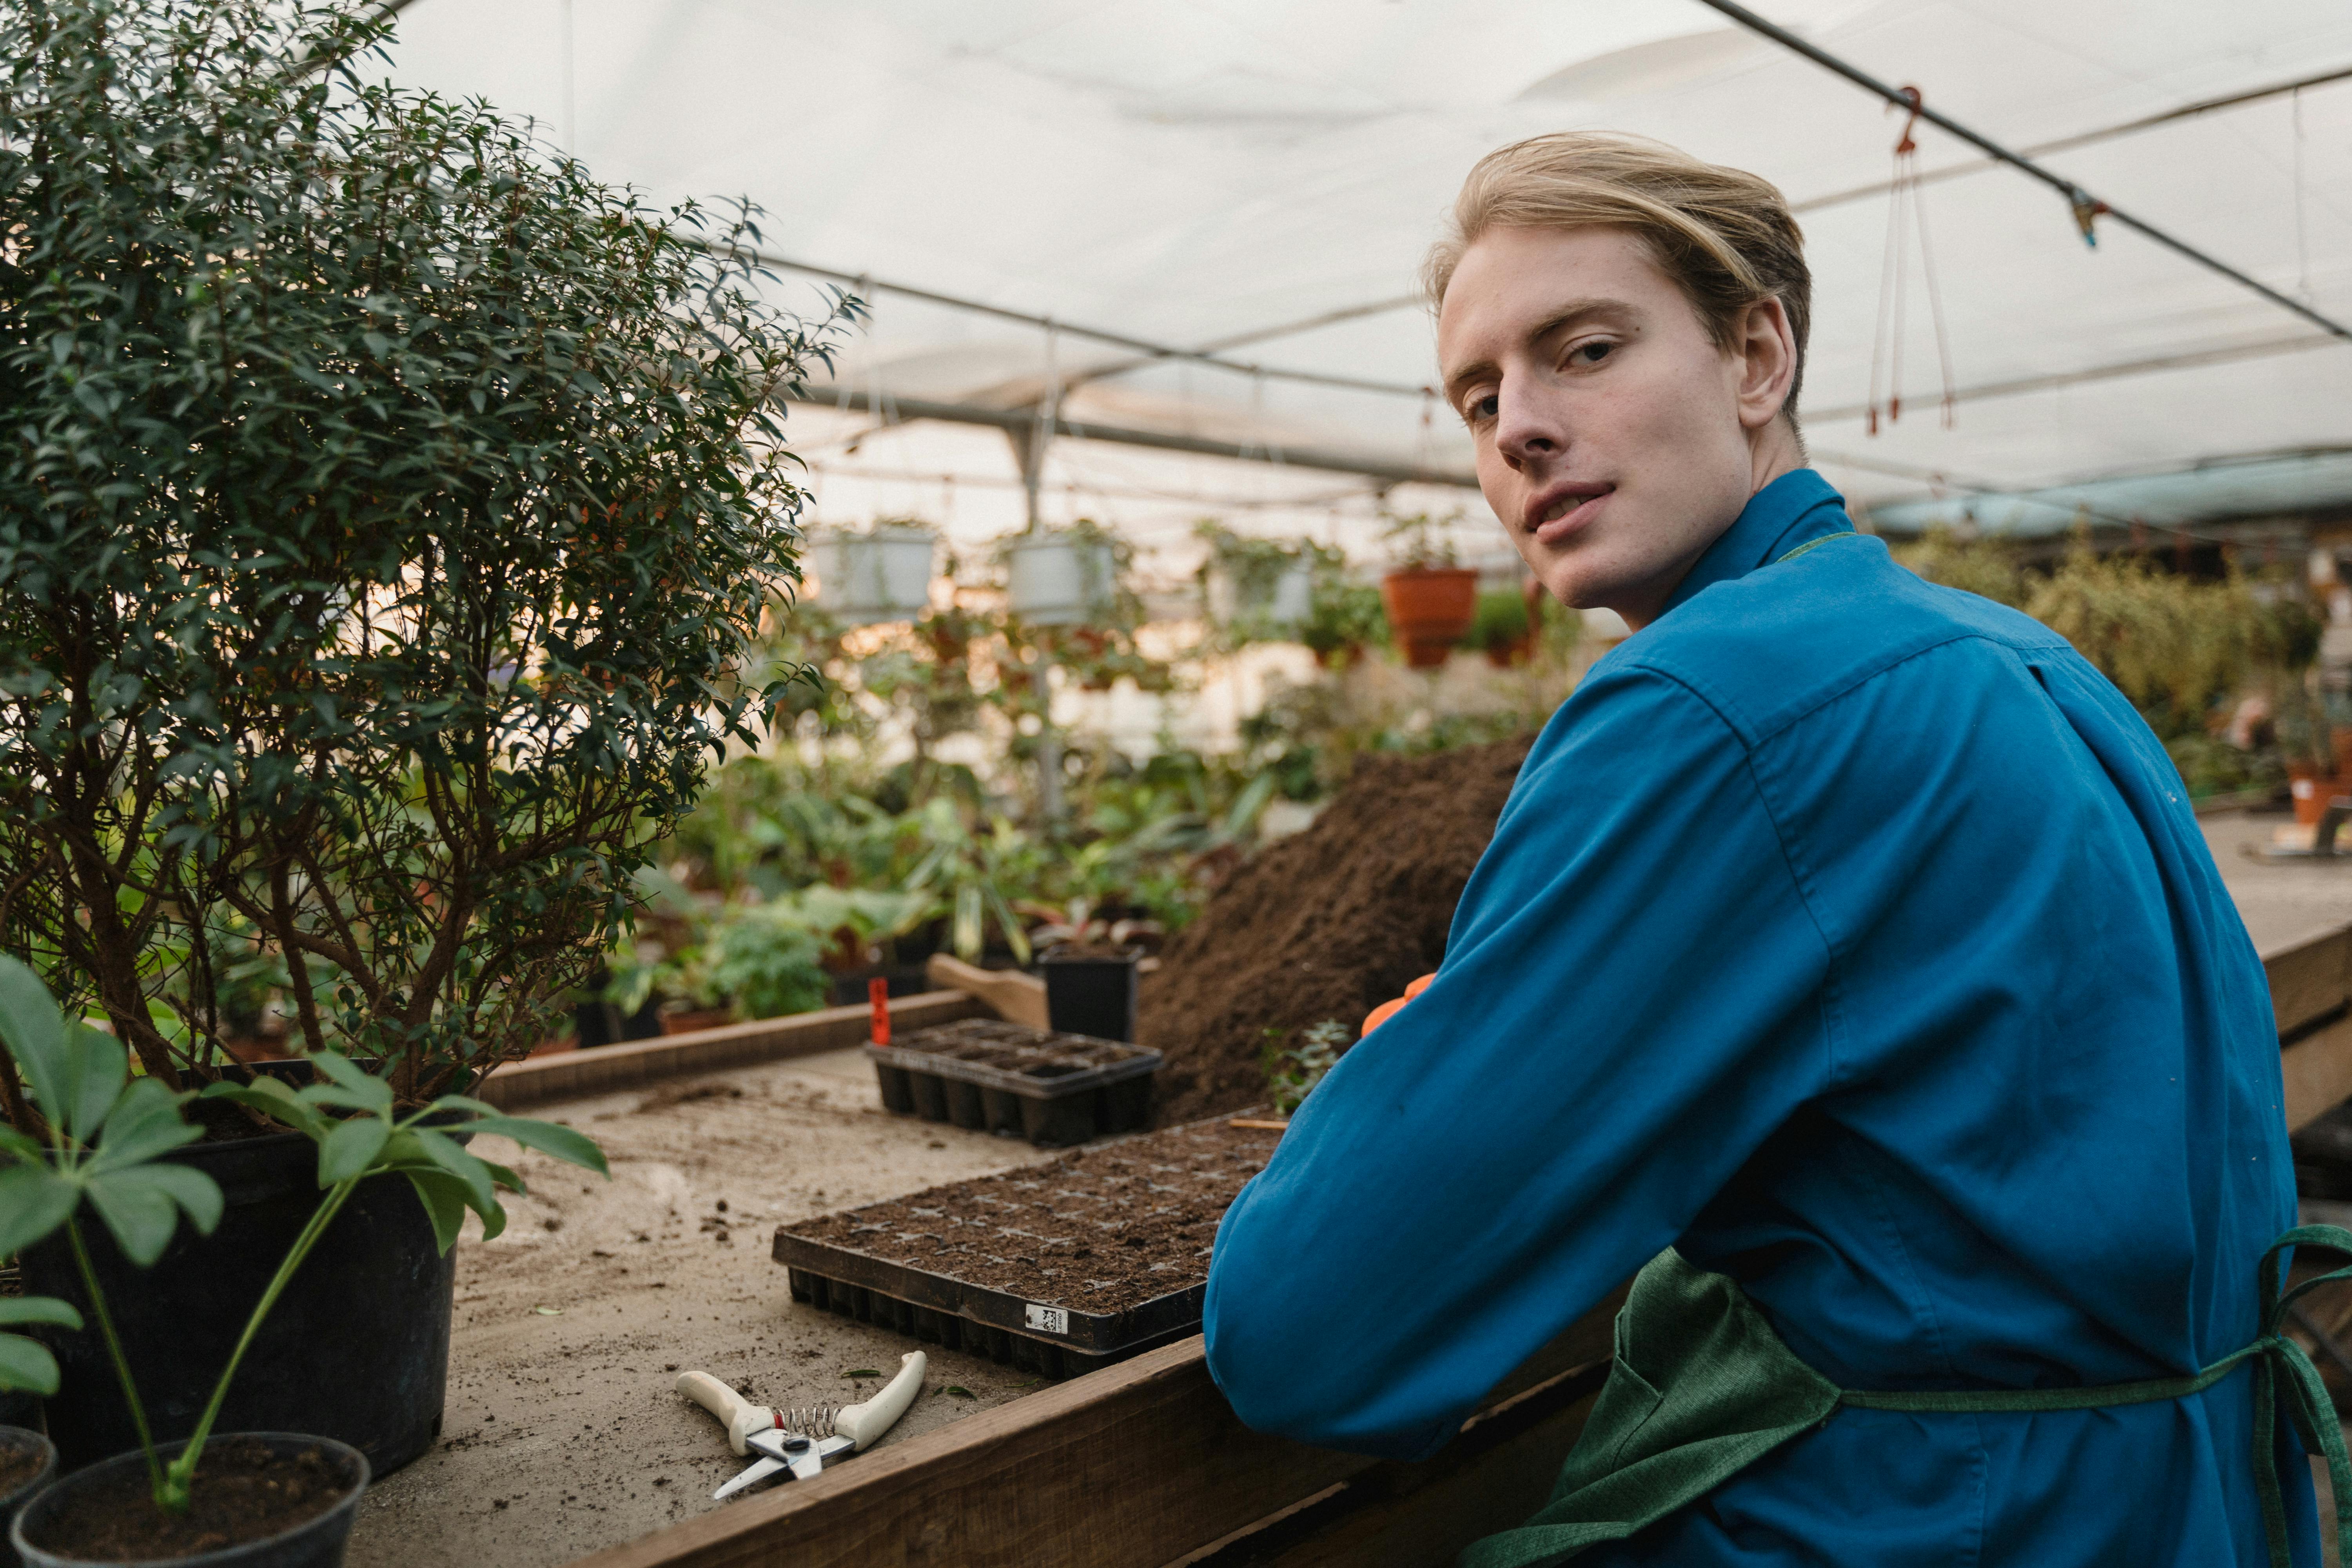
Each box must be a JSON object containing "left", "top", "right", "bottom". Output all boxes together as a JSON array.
[
  {"left": 1140, "top": 736, "right": 1535, "bottom": 1125},
  {"left": 781, "top": 1119, "right": 1281, "bottom": 1312},
  {"left": 30, "top": 1438, "right": 350, "bottom": 1559}
]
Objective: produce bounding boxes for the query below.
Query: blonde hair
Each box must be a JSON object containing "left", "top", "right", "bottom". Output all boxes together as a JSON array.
[{"left": 1425, "top": 132, "right": 1812, "bottom": 423}]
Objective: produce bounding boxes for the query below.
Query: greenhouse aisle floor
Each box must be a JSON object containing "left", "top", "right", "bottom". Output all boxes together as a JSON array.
[{"left": 345, "top": 1045, "right": 1057, "bottom": 1568}]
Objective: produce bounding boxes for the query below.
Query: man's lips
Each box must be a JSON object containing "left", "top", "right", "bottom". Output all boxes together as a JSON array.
[{"left": 1524, "top": 484, "right": 1613, "bottom": 548}]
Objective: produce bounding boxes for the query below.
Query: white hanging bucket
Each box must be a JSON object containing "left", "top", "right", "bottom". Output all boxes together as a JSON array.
[
  {"left": 809, "top": 527, "right": 936, "bottom": 624},
  {"left": 1006, "top": 533, "right": 1118, "bottom": 626},
  {"left": 1266, "top": 563, "right": 1313, "bottom": 627}
]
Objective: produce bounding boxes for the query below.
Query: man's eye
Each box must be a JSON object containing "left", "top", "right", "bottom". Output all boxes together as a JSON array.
[
  {"left": 1571, "top": 340, "right": 1615, "bottom": 366},
  {"left": 1468, "top": 393, "right": 1499, "bottom": 420}
]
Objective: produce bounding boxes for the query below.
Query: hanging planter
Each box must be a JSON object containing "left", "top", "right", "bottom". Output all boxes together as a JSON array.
[
  {"left": 1006, "top": 530, "right": 1120, "bottom": 626},
  {"left": 1381, "top": 567, "right": 1478, "bottom": 669},
  {"left": 809, "top": 526, "right": 937, "bottom": 625}
]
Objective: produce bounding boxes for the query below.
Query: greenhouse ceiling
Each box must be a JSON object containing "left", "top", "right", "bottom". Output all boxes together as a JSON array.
[{"left": 378, "top": 0, "right": 2352, "bottom": 559}]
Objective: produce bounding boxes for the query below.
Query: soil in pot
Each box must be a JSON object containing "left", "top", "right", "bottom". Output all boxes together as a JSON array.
[
  {"left": 1138, "top": 736, "right": 1533, "bottom": 1125},
  {"left": 17, "top": 1436, "right": 360, "bottom": 1566}
]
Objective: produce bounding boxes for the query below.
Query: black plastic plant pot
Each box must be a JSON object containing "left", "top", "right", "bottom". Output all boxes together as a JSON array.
[
  {"left": 11, "top": 1434, "right": 365, "bottom": 1568},
  {"left": 0, "top": 1426, "right": 56, "bottom": 1568},
  {"left": 1039, "top": 951, "right": 1140, "bottom": 1042},
  {"left": 866, "top": 1018, "right": 1161, "bottom": 1148},
  {"left": 20, "top": 1131, "right": 454, "bottom": 1476}
]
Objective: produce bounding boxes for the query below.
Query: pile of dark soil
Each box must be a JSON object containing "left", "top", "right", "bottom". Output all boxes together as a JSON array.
[
  {"left": 28, "top": 1437, "right": 350, "bottom": 1558},
  {"left": 780, "top": 1118, "right": 1280, "bottom": 1312},
  {"left": 1141, "top": 737, "right": 1535, "bottom": 1125}
]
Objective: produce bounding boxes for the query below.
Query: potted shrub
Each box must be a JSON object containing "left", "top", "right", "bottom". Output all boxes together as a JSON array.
[
  {"left": 0, "top": 0, "right": 844, "bottom": 1473},
  {"left": 808, "top": 521, "right": 938, "bottom": 625},
  {"left": 0, "top": 958, "right": 605, "bottom": 1567},
  {"left": 1377, "top": 513, "right": 1478, "bottom": 668},
  {"left": 1196, "top": 523, "right": 1315, "bottom": 650},
  {"left": 1468, "top": 584, "right": 1537, "bottom": 668}
]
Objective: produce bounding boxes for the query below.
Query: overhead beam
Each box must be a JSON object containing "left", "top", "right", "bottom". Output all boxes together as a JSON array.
[
  {"left": 704, "top": 243, "right": 1432, "bottom": 401},
  {"left": 1693, "top": 0, "right": 2352, "bottom": 343},
  {"left": 1804, "top": 331, "right": 2345, "bottom": 425},
  {"left": 788, "top": 388, "right": 1479, "bottom": 491}
]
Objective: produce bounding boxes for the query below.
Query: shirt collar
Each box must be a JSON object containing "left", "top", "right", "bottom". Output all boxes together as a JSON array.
[{"left": 1659, "top": 468, "right": 1853, "bottom": 619}]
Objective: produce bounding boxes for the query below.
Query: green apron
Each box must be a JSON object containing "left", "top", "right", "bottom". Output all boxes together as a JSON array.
[{"left": 1461, "top": 1225, "right": 2352, "bottom": 1568}]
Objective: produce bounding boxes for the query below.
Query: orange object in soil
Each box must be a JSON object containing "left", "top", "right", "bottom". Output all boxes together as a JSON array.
[{"left": 1361, "top": 972, "right": 1439, "bottom": 1036}]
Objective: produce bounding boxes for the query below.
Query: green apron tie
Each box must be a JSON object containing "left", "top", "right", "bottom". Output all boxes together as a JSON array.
[{"left": 1462, "top": 1225, "right": 2352, "bottom": 1568}]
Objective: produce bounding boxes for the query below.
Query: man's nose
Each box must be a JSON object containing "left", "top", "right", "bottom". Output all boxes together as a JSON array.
[{"left": 1493, "top": 383, "right": 1564, "bottom": 470}]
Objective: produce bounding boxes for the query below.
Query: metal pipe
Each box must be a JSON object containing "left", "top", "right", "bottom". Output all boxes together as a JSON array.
[
  {"left": 1804, "top": 332, "right": 2342, "bottom": 425},
  {"left": 788, "top": 387, "right": 1479, "bottom": 490},
  {"left": 1691, "top": 0, "right": 2352, "bottom": 343}
]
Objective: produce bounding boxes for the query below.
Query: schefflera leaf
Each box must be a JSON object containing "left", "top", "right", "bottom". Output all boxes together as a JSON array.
[
  {"left": 200, "top": 1056, "right": 610, "bottom": 1256},
  {"left": 0, "top": 1297, "right": 84, "bottom": 1397}
]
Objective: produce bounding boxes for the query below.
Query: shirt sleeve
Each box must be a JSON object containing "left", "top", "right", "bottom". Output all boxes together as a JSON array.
[{"left": 1201, "top": 664, "right": 1838, "bottom": 1460}]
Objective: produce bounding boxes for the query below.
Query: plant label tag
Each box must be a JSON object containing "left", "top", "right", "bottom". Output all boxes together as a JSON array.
[{"left": 1024, "top": 1304, "right": 1069, "bottom": 1336}]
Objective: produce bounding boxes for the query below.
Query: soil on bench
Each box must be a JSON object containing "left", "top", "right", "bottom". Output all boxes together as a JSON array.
[
  {"left": 1140, "top": 737, "right": 1534, "bottom": 1125},
  {"left": 891, "top": 1018, "right": 1152, "bottom": 1073},
  {"left": 782, "top": 1118, "right": 1281, "bottom": 1312},
  {"left": 31, "top": 1437, "right": 348, "bottom": 1559}
]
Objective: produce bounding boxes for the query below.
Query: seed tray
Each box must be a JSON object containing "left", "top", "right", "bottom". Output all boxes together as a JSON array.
[
  {"left": 866, "top": 1017, "right": 1162, "bottom": 1148},
  {"left": 775, "top": 1117, "right": 1278, "bottom": 1378}
]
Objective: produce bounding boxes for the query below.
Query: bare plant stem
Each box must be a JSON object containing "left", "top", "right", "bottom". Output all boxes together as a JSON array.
[
  {"left": 159, "top": 1176, "right": 361, "bottom": 1510},
  {"left": 64, "top": 1216, "right": 164, "bottom": 1505}
]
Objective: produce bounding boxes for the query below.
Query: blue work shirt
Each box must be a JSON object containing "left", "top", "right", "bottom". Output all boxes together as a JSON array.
[{"left": 1203, "top": 469, "right": 2316, "bottom": 1566}]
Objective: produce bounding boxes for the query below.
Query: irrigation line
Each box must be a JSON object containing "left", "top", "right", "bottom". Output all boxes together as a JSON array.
[
  {"left": 1791, "top": 62, "right": 2352, "bottom": 216},
  {"left": 1692, "top": 0, "right": 2352, "bottom": 343}
]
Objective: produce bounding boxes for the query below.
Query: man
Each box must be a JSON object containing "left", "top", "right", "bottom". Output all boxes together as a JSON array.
[{"left": 1202, "top": 132, "right": 2338, "bottom": 1566}]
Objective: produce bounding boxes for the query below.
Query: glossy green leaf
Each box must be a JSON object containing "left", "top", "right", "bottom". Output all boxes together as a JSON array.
[
  {"left": 0, "top": 1333, "right": 61, "bottom": 1397},
  {"left": 0, "top": 1125, "right": 42, "bottom": 1160},
  {"left": 88, "top": 1077, "right": 201, "bottom": 1171},
  {"left": 58, "top": 1024, "right": 127, "bottom": 1145},
  {"left": 454, "top": 1116, "right": 610, "bottom": 1177},
  {"left": 318, "top": 1117, "right": 391, "bottom": 1185},
  {"left": 479, "top": 1158, "right": 525, "bottom": 1195},
  {"left": 402, "top": 1169, "right": 471, "bottom": 1255},
  {"left": 85, "top": 1161, "right": 224, "bottom": 1265},
  {"left": 407, "top": 1127, "right": 495, "bottom": 1215},
  {"left": 309, "top": 1053, "right": 394, "bottom": 1114},
  {"left": 0, "top": 1296, "right": 83, "bottom": 1330},
  {"left": 0, "top": 957, "right": 67, "bottom": 1123},
  {"left": 0, "top": 1164, "right": 78, "bottom": 1257},
  {"left": 201, "top": 1078, "right": 328, "bottom": 1140}
]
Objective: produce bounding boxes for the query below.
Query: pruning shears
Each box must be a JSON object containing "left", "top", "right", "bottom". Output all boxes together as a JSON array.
[{"left": 677, "top": 1351, "right": 926, "bottom": 1500}]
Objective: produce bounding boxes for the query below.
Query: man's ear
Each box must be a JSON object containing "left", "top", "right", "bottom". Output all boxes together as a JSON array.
[{"left": 1733, "top": 297, "right": 1797, "bottom": 432}]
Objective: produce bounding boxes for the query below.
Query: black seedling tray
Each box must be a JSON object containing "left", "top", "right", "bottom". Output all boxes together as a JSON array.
[
  {"left": 775, "top": 1118, "right": 1276, "bottom": 1379},
  {"left": 866, "top": 1018, "right": 1161, "bottom": 1148}
]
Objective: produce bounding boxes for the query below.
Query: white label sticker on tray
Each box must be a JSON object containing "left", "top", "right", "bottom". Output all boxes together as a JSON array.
[{"left": 1025, "top": 1304, "right": 1069, "bottom": 1335}]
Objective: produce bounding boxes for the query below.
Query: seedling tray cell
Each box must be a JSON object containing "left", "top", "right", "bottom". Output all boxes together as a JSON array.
[
  {"left": 867, "top": 1018, "right": 1162, "bottom": 1147},
  {"left": 775, "top": 1118, "right": 1279, "bottom": 1378}
]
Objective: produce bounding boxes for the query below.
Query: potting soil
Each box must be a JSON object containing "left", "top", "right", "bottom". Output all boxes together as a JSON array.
[
  {"left": 28, "top": 1437, "right": 348, "bottom": 1558},
  {"left": 0, "top": 1442, "right": 42, "bottom": 1496},
  {"left": 1140, "top": 736, "right": 1535, "bottom": 1124},
  {"left": 780, "top": 1118, "right": 1281, "bottom": 1314}
]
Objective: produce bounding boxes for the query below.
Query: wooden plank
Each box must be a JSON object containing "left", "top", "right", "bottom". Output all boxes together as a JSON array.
[
  {"left": 2263, "top": 920, "right": 2352, "bottom": 1039},
  {"left": 925, "top": 955, "right": 1050, "bottom": 1029},
  {"left": 476, "top": 992, "right": 985, "bottom": 1110},
  {"left": 564, "top": 1296, "right": 1621, "bottom": 1568},
  {"left": 2283, "top": 1012, "right": 2352, "bottom": 1132},
  {"left": 1180, "top": 1371, "right": 1606, "bottom": 1568}
]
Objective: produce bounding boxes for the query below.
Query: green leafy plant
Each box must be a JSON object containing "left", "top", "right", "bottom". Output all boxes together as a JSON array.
[
  {"left": 1466, "top": 588, "right": 1533, "bottom": 657},
  {"left": 1263, "top": 1019, "right": 1351, "bottom": 1116},
  {"left": 702, "top": 905, "right": 833, "bottom": 1020},
  {"left": 0, "top": 953, "right": 606, "bottom": 1513},
  {"left": 1380, "top": 511, "right": 1464, "bottom": 572},
  {"left": 0, "top": 0, "right": 851, "bottom": 1105}
]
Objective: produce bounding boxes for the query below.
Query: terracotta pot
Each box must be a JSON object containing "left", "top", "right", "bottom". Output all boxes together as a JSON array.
[
  {"left": 1381, "top": 568, "right": 1477, "bottom": 670},
  {"left": 2332, "top": 727, "right": 2352, "bottom": 775},
  {"left": 661, "top": 1007, "right": 735, "bottom": 1036},
  {"left": 2289, "top": 764, "right": 2339, "bottom": 826},
  {"left": 1483, "top": 634, "right": 1534, "bottom": 669}
]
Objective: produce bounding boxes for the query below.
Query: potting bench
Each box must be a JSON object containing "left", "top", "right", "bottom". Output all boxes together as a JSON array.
[{"left": 523, "top": 902, "right": 2352, "bottom": 1568}]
